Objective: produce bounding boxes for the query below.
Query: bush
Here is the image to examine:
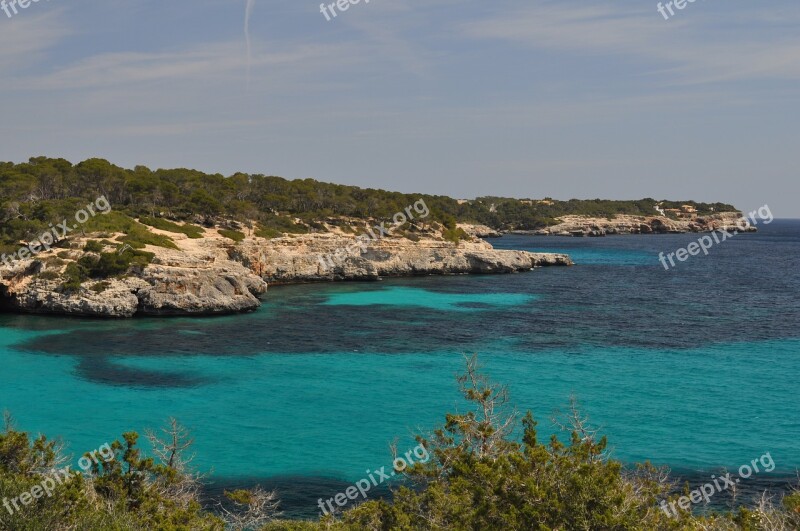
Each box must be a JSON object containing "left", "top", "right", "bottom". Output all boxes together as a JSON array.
[
  {"left": 256, "top": 215, "right": 309, "bottom": 236},
  {"left": 91, "top": 252, "right": 134, "bottom": 277},
  {"left": 89, "top": 281, "right": 111, "bottom": 293},
  {"left": 37, "top": 270, "right": 60, "bottom": 281},
  {"left": 59, "top": 250, "right": 155, "bottom": 291},
  {"left": 255, "top": 226, "right": 282, "bottom": 239},
  {"left": 82, "top": 212, "right": 178, "bottom": 250},
  {"left": 83, "top": 240, "right": 104, "bottom": 253},
  {"left": 44, "top": 257, "right": 66, "bottom": 267},
  {"left": 218, "top": 229, "right": 245, "bottom": 242},
  {"left": 0, "top": 418, "right": 225, "bottom": 530},
  {"left": 119, "top": 225, "right": 178, "bottom": 250},
  {"left": 443, "top": 227, "right": 470, "bottom": 244},
  {"left": 60, "top": 262, "right": 86, "bottom": 292},
  {"left": 139, "top": 216, "right": 204, "bottom": 239}
]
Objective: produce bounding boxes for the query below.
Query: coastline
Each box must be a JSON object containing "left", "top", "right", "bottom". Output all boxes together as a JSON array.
[
  {"left": 0, "top": 210, "right": 757, "bottom": 318},
  {"left": 0, "top": 230, "right": 572, "bottom": 318},
  {"left": 502, "top": 211, "right": 757, "bottom": 237}
]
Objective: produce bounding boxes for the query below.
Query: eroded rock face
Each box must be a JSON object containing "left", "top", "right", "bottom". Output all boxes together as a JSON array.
[
  {"left": 134, "top": 262, "right": 267, "bottom": 316},
  {"left": 524, "top": 212, "right": 755, "bottom": 237},
  {"left": 237, "top": 235, "right": 572, "bottom": 284},
  {"left": 1, "top": 277, "right": 143, "bottom": 317},
  {"left": 0, "top": 231, "right": 568, "bottom": 318},
  {"left": 457, "top": 223, "right": 502, "bottom": 239},
  {"left": 0, "top": 254, "right": 267, "bottom": 318}
]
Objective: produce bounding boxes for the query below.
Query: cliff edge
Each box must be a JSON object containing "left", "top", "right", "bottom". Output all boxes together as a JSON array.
[{"left": 0, "top": 226, "right": 571, "bottom": 318}]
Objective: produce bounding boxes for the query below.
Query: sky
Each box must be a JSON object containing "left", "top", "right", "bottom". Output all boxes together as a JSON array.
[{"left": 0, "top": 0, "right": 798, "bottom": 216}]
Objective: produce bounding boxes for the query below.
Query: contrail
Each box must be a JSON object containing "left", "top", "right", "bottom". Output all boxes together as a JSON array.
[{"left": 244, "top": 0, "right": 255, "bottom": 86}]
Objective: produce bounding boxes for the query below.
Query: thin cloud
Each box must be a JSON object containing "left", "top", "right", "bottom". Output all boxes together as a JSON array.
[
  {"left": 459, "top": 2, "right": 800, "bottom": 84},
  {"left": 0, "top": 10, "right": 70, "bottom": 73},
  {"left": 245, "top": 0, "right": 256, "bottom": 86}
]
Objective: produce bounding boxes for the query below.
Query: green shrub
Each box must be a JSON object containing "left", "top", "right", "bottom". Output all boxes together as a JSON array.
[
  {"left": 82, "top": 212, "right": 178, "bottom": 250},
  {"left": 218, "top": 229, "right": 245, "bottom": 242},
  {"left": 120, "top": 226, "right": 178, "bottom": 250},
  {"left": 443, "top": 227, "right": 470, "bottom": 244},
  {"left": 257, "top": 215, "right": 309, "bottom": 236},
  {"left": 0, "top": 420, "right": 224, "bottom": 530},
  {"left": 90, "top": 253, "right": 133, "bottom": 277},
  {"left": 255, "top": 226, "right": 282, "bottom": 239},
  {"left": 81, "top": 211, "right": 137, "bottom": 234},
  {"left": 44, "top": 257, "right": 66, "bottom": 267},
  {"left": 139, "top": 216, "right": 204, "bottom": 238},
  {"left": 83, "top": 240, "right": 104, "bottom": 253},
  {"left": 0, "top": 242, "right": 18, "bottom": 256},
  {"left": 37, "top": 270, "right": 60, "bottom": 281},
  {"left": 60, "top": 262, "right": 87, "bottom": 292},
  {"left": 59, "top": 249, "right": 154, "bottom": 291},
  {"left": 785, "top": 492, "right": 800, "bottom": 513},
  {"left": 89, "top": 281, "right": 111, "bottom": 293}
]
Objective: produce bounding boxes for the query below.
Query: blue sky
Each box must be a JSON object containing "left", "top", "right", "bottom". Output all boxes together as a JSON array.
[{"left": 1, "top": 0, "right": 798, "bottom": 215}]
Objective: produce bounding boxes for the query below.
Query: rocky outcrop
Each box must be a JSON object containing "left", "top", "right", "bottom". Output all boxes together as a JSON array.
[
  {"left": 519, "top": 212, "right": 755, "bottom": 237},
  {"left": 3, "top": 276, "right": 143, "bottom": 318},
  {"left": 0, "top": 230, "right": 570, "bottom": 318},
  {"left": 0, "top": 248, "right": 267, "bottom": 318},
  {"left": 235, "top": 235, "right": 572, "bottom": 284},
  {"left": 457, "top": 223, "right": 502, "bottom": 239},
  {"left": 134, "top": 261, "right": 267, "bottom": 316}
]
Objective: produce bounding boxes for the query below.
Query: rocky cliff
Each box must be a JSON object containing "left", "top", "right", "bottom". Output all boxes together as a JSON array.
[
  {"left": 234, "top": 234, "right": 571, "bottom": 284},
  {"left": 0, "top": 250, "right": 268, "bottom": 318},
  {"left": 0, "top": 228, "right": 572, "bottom": 318},
  {"left": 520, "top": 212, "right": 755, "bottom": 237}
]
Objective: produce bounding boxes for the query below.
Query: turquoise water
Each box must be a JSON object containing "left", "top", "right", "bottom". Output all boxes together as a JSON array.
[
  {"left": 1, "top": 221, "right": 798, "bottom": 515},
  {"left": 321, "top": 286, "right": 537, "bottom": 311}
]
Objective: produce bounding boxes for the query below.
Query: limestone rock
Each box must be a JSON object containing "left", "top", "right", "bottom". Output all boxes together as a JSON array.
[
  {"left": 237, "top": 235, "right": 572, "bottom": 284},
  {"left": 0, "top": 229, "right": 568, "bottom": 318},
  {"left": 457, "top": 223, "right": 502, "bottom": 239},
  {"left": 526, "top": 212, "right": 754, "bottom": 236}
]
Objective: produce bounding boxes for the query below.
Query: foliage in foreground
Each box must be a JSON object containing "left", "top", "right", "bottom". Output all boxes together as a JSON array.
[
  {"left": 1, "top": 358, "right": 798, "bottom": 530},
  {"left": 268, "top": 357, "right": 800, "bottom": 530},
  {"left": 0, "top": 415, "right": 271, "bottom": 530}
]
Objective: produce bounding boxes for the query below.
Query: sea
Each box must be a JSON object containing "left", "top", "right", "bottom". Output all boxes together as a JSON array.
[{"left": 1, "top": 220, "right": 798, "bottom": 518}]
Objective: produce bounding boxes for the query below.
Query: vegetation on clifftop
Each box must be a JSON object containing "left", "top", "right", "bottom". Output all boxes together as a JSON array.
[{"left": 0, "top": 157, "right": 738, "bottom": 258}]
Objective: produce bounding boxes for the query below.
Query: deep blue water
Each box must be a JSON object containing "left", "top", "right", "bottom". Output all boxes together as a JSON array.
[{"left": 1, "top": 220, "right": 798, "bottom": 518}]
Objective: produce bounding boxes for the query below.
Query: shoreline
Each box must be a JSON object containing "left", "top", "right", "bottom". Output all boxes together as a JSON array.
[
  {"left": 0, "top": 232, "right": 572, "bottom": 319},
  {"left": 0, "top": 210, "right": 762, "bottom": 318},
  {"left": 496, "top": 211, "right": 758, "bottom": 238}
]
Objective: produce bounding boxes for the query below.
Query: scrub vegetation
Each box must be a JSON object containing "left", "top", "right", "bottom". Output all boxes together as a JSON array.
[{"left": 0, "top": 157, "right": 738, "bottom": 258}]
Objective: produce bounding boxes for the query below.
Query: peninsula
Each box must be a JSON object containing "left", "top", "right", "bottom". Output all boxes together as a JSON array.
[{"left": 0, "top": 157, "right": 752, "bottom": 317}]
